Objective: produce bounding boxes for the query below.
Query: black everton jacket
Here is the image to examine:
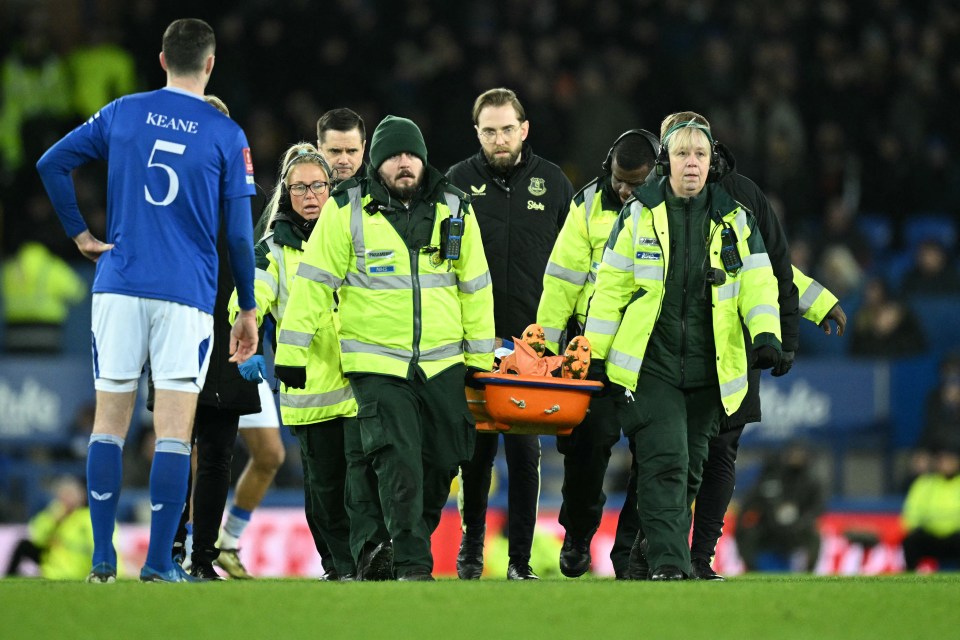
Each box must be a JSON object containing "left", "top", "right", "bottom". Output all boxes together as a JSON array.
[{"left": 446, "top": 145, "right": 574, "bottom": 340}]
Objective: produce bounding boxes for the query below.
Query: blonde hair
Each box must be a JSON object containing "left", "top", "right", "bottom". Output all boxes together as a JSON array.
[
  {"left": 258, "top": 142, "right": 333, "bottom": 239},
  {"left": 204, "top": 94, "right": 230, "bottom": 116},
  {"left": 659, "top": 111, "right": 711, "bottom": 143}
]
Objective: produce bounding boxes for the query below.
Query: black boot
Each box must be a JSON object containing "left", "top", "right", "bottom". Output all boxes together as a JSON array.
[
  {"left": 559, "top": 534, "right": 591, "bottom": 578},
  {"left": 456, "top": 526, "right": 485, "bottom": 580}
]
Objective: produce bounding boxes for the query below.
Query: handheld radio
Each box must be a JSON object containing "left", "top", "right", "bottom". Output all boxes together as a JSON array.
[
  {"left": 440, "top": 216, "right": 464, "bottom": 260},
  {"left": 719, "top": 224, "right": 743, "bottom": 273}
]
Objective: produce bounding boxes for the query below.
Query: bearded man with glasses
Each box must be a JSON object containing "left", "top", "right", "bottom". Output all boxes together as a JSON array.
[{"left": 446, "top": 87, "right": 574, "bottom": 581}]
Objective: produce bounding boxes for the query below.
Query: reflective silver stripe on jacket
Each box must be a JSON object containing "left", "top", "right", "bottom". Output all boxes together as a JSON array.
[
  {"left": 458, "top": 270, "right": 491, "bottom": 294},
  {"left": 585, "top": 316, "right": 620, "bottom": 336},
  {"left": 634, "top": 264, "right": 664, "bottom": 280},
  {"left": 255, "top": 268, "right": 278, "bottom": 294},
  {"left": 344, "top": 272, "right": 457, "bottom": 290},
  {"left": 341, "top": 339, "right": 463, "bottom": 362},
  {"left": 543, "top": 326, "right": 563, "bottom": 344},
  {"left": 602, "top": 247, "right": 633, "bottom": 272},
  {"left": 582, "top": 183, "right": 598, "bottom": 238},
  {"left": 717, "top": 280, "right": 741, "bottom": 302},
  {"left": 733, "top": 209, "right": 748, "bottom": 238},
  {"left": 297, "top": 262, "right": 343, "bottom": 289},
  {"left": 266, "top": 237, "right": 289, "bottom": 319},
  {"left": 348, "top": 186, "right": 366, "bottom": 274},
  {"left": 545, "top": 261, "right": 588, "bottom": 286},
  {"left": 341, "top": 339, "right": 412, "bottom": 361},
  {"left": 720, "top": 373, "right": 748, "bottom": 399},
  {"left": 443, "top": 192, "right": 461, "bottom": 218},
  {"left": 421, "top": 341, "right": 464, "bottom": 361},
  {"left": 280, "top": 386, "right": 354, "bottom": 409},
  {"left": 463, "top": 338, "right": 495, "bottom": 354},
  {"left": 745, "top": 304, "right": 779, "bottom": 326},
  {"left": 799, "top": 280, "right": 825, "bottom": 315},
  {"left": 608, "top": 348, "right": 642, "bottom": 373},
  {"left": 741, "top": 253, "right": 772, "bottom": 272},
  {"left": 278, "top": 328, "right": 313, "bottom": 348}
]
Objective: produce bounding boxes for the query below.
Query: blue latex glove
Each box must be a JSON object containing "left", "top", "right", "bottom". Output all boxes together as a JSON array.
[{"left": 238, "top": 355, "right": 267, "bottom": 382}]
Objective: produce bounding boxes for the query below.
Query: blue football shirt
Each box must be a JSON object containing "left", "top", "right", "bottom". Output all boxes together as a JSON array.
[{"left": 37, "top": 87, "right": 256, "bottom": 314}]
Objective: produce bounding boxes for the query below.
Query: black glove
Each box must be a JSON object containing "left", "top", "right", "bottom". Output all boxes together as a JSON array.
[
  {"left": 464, "top": 367, "right": 486, "bottom": 390},
  {"left": 275, "top": 365, "right": 307, "bottom": 389},
  {"left": 751, "top": 345, "right": 780, "bottom": 370},
  {"left": 587, "top": 359, "right": 623, "bottom": 397},
  {"left": 771, "top": 350, "right": 795, "bottom": 377}
]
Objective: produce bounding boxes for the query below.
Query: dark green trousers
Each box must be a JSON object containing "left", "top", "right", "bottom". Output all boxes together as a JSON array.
[
  {"left": 349, "top": 364, "right": 475, "bottom": 577},
  {"left": 290, "top": 417, "right": 355, "bottom": 576},
  {"left": 556, "top": 393, "right": 623, "bottom": 540},
  {"left": 619, "top": 371, "right": 721, "bottom": 573},
  {"left": 343, "top": 417, "right": 390, "bottom": 564}
]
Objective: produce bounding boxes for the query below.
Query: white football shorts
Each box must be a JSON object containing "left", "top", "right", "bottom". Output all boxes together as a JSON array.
[
  {"left": 238, "top": 378, "right": 281, "bottom": 429},
  {"left": 91, "top": 293, "right": 213, "bottom": 393}
]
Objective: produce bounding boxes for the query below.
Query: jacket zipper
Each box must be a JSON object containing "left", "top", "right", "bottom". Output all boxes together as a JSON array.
[
  {"left": 679, "top": 199, "right": 690, "bottom": 387},
  {"left": 408, "top": 203, "right": 422, "bottom": 369}
]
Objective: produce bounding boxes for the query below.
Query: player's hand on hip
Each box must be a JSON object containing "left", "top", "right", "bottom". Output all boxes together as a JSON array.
[
  {"left": 229, "top": 309, "right": 259, "bottom": 363},
  {"left": 72, "top": 230, "right": 114, "bottom": 263}
]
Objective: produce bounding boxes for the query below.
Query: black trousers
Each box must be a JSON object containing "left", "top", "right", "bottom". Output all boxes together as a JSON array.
[
  {"left": 556, "top": 394, "right": 622, "bottom": 540},
  {"left": 610, "top": 423, "right": 743, "bottom": 574},
  {"left": 460, "top": 431, "right": 541, "bottom": 565},
  {"left": 176, "top": 405, "right": 240, "bottom": 565},
  {"left": 902, "top": 529, "right": 960, "bottom": 570},
  {"left": 5, "top": 539, "right": 41, "bottom": 575},
  {"left": 350, "top": 365, "right": 475, "bottom": 576},
  {"left": 290, "top": 418, "right": 355, "bottom": 576}
]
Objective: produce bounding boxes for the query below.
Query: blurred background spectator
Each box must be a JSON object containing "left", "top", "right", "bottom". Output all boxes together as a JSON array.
[
  {"left": 735, "top": 443, "right": 825, "bottom": 572},
  {"left": 905, "top": 354, "right": 960, "bottom": 489},
  {"left": 901, "top": 450, "right": 960, "bottom": 571},
  {"left": 4, "top": 475, "right": 92, "bottom": 579},
  {"left": 849, "top": 277, "right": 927, "bottom": 359}
]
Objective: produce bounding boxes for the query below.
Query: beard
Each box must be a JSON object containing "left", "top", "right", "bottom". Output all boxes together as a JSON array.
[
  {"left": 383, "top": 169, "right": 423, "bottom": 201},
  {"left": 483, "top": 144, "right": 522, "bottom": 173}
]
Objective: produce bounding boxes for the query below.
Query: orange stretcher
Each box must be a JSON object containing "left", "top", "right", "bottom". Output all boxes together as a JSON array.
[{"left": 466, "top": 373, "right": 603, "bottom": 436}]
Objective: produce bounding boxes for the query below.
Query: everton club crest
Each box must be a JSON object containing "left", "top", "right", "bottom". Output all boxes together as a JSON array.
[{"left": 528, "top": 177, "right": 546, "bottom": 196}]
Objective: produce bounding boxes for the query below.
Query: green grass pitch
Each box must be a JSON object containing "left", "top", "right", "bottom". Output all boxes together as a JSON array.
[{"left": 2, "top": 574, "right": 958, "bottom": 639}]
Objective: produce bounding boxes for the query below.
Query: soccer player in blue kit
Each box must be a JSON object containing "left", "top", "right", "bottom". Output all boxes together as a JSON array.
[{"left": 36, "top": 18, "right": 259, "bottom": 583}]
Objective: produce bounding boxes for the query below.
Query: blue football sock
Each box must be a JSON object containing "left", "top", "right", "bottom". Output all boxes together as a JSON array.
[
  {"left": 220, "top": 505, "right": 253, "bottom": 548},
  {"left": 87, "top": 434, "right": 125, "bottom": 568},
  {"left": 144, "top": 438, "right": 191, "bottom": 572}
]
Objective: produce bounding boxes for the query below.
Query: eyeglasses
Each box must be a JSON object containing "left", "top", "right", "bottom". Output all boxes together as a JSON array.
[
  {"left": 288, "top": 181, "right": 329, "bottom": 196},
  {"left": 478, "top": 125, "right": 521, "bottom": 143}
]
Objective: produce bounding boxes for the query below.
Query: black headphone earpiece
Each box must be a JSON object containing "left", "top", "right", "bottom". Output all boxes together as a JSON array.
[{"left": 602, "top": 129, "right": 660, "bottom": 173}]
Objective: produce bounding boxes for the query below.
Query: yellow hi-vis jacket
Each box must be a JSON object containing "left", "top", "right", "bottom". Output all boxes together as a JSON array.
[
  {"left": 584, "top": 180, "right": 781, "bottom": 415},
  {"left": 275, "top": 176, "right": 495, "bottom": 380},
  {"left": 793, "top": 265, "right": 840, "bottom": 325},
  {"left": 537, "top": 177, "right": 619, "bottom": 354},
  {"left": 3, "top": 241, "right": 86, "bottom": 324},
  {"left": 230, "top": 217, "right": 357, "bottom": 426}
]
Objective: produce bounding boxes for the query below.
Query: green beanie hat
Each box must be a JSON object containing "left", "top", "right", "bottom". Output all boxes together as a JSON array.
[{"left": 370, "top": 115, "right": 428, "bottom": 170}]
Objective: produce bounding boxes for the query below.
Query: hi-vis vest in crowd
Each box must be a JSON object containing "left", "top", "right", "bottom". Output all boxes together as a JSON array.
[
  {"left": 793, "top": 265, "right": 840, "bottom": 325},
  {"left": 231, "top": 219, "right": 357, "bottom": 426},
  {"left": 537, "top": 178, "right": 618, "bottom": 354},
  {"left": 275, "top": 182, "right": 495, "bottom": 381},
  {"left": 584, "top": 181, "right": 782, "bottom": 415}
]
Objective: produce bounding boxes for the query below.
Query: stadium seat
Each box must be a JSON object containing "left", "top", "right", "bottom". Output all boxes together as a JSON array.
[
  {"left": 857, "top": 212, "right": 893, "bottom": 254},
  {"left": 904, "top": 213, "right": 957, "bottom": 251},
  {"left": 906, "top": 294, "right": 960, "bottom": 351}
]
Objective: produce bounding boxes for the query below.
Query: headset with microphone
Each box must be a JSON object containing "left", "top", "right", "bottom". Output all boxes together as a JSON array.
[
  {"left": 601, "top": 128, "right": 661, "bottom": 173},
  {"left": 654, "top": 120, "right": 721, "bottom": 177}
]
